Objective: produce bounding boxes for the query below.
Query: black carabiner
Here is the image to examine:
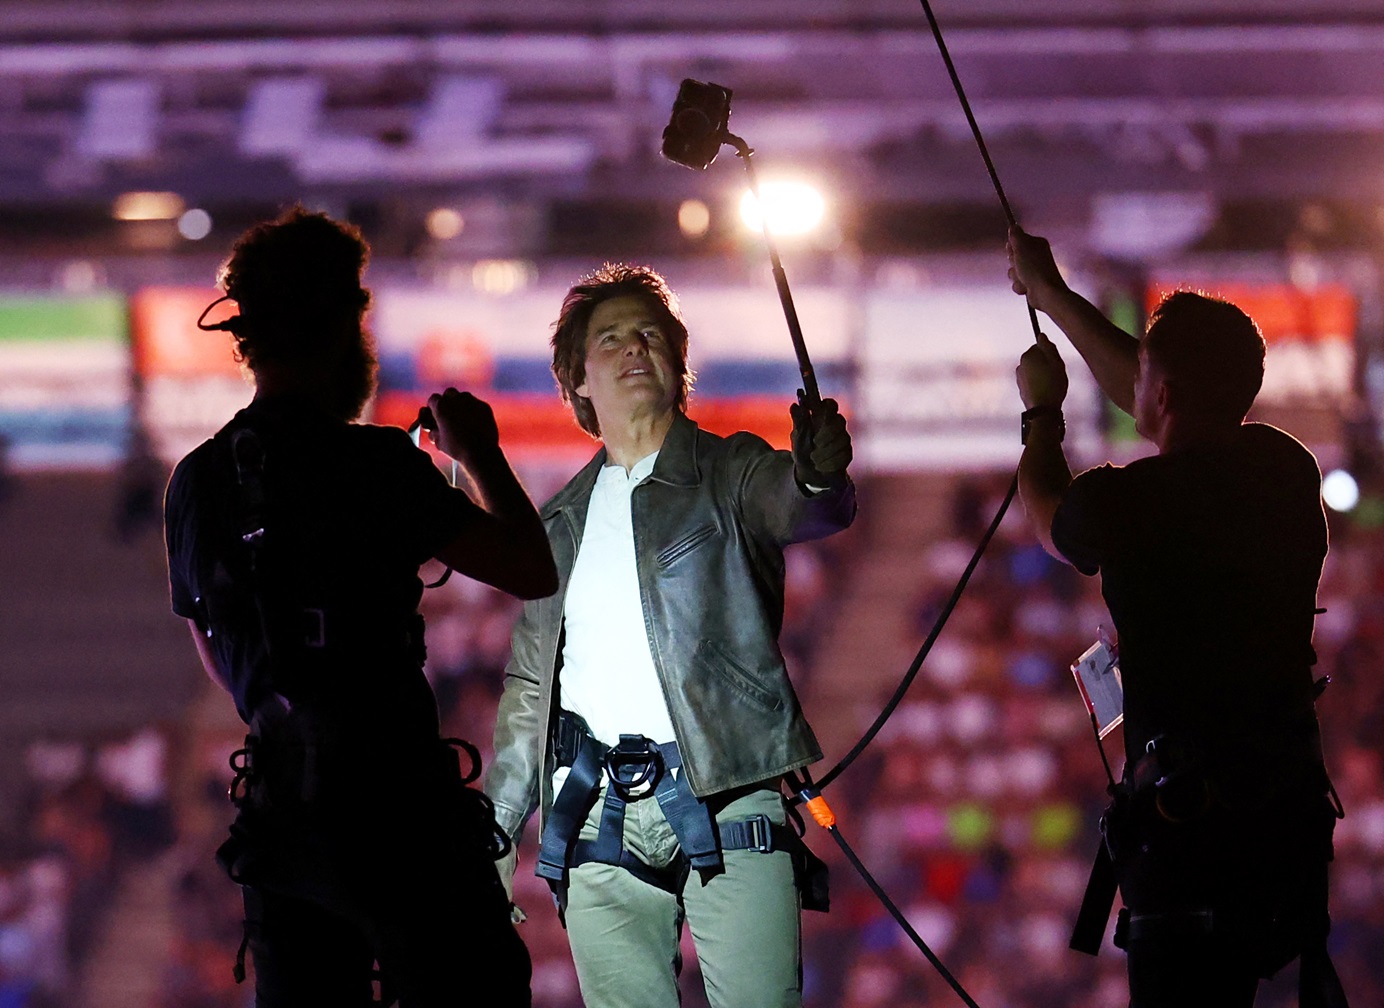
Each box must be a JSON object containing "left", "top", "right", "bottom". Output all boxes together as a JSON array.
[{"left": 604, "top": 735, "right": 661, "bottom": 797}]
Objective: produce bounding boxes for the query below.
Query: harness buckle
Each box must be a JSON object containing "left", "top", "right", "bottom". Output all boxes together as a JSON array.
[
  {"left": 742, "top": 813, "right": 775, "bottom": 853},
  {"left": 227, "top": 744, "right": 255, "bottom": 807},
  {"left": 604, "top": 735, "right": 662, "bottom": 799}
]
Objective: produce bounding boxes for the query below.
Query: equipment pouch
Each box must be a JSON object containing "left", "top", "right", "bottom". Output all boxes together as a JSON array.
[{"left": 795, "top": 841, "right": 831, "bottom": 913}]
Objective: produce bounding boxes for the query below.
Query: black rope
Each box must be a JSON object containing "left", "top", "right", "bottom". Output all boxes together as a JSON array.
[
  {"left": 917, "top": 0, "right": 1014, "bottom": 225},
  {"left": 827, "top": 825, "right": 981, "bottom": 1008},
  {"left": 916, "top": 0, "right": 1042, "bottom": 342},
  {"left": 794, "top": 10, "right": 1059, "bottom": 1007},
  {"left": 814, "top": 1, "right": 1047, "bottom": 794},
  {"left": 815, "top": 473, "right": 1016, "bottom": 794},
  {"left": 786, "top": 765, "right": 981, "bottom": 1008},
  {"left": 1088, "top": 709, "right": 1118, "bottom": 791}
]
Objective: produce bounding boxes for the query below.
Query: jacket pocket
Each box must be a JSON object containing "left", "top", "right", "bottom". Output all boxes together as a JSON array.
[
  {"left": 656, "top": 521, "right": 720, "bottom": 567},
  {"left": 696, "top": 639, "right": 784, "bottom": 712}
]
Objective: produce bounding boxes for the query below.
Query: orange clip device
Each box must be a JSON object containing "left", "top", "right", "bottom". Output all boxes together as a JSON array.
[{"left": 802, "top": 790, "right": 837, "bottom": 829}]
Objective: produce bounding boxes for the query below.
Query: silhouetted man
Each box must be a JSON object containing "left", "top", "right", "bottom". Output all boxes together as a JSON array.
[
  {"left": 1008, "top": 226, "right": 1347, "bottom": 1008},
  {"left": 164, "top": 207, "right": 555, "bottom": 1007},
  {"left": 486, "top": 264, "right": 855, "bottom": 1008}
]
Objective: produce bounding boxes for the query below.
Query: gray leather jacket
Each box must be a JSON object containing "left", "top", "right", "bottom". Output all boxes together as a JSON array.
[{"left": 486, "top": 411, "right": 856, "bottom": 842}]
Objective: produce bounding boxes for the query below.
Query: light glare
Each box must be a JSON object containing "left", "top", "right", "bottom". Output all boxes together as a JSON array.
[
  {"left": 472, "top": 259, "right": 535, "bottom": 295},
  {"left": 177, "top": 208, "right": 213, "bottom": 240},
  {"left": 739, "top": 181, "right": 826, "bottom": 237},
  {"left": 678, "top": 199, "right": 711, "bottom": 238},
  {"left": 427, "top": 207, "right": 465, "bottom": 241},
  {"left": 113, "top": 191, "right": 185, "bottom": 221},
  {"left": 1322, "top": 469, "right": 1359, "bottom": 512}
]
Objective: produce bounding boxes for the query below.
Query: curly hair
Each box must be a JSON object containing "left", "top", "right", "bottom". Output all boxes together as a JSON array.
[
  {"left": 550, "top": 263, "right": 695, "bottom": 437},
  {"left": 1144, "top": 290, "right": 1265, "bottom": 423},
  {"left": 217, "top": 206, "right": 371, "bottom": 372}
]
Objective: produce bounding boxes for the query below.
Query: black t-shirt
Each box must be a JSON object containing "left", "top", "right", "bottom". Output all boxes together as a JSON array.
[
  {"left": 1052, "top": 423, "right": 1328, "bottom": 776},
  {"left": 165, "top": 397, "right": 483, "bottom": 726}
]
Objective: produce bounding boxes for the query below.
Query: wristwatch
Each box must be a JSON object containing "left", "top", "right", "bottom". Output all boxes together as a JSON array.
[{"left": 1020, "top": 405, "right": 1065, "bottom": 445}]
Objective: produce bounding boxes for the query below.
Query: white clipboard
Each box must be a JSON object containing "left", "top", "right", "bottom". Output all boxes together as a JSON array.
[{"left": 1070, "top": 638, "right": 1123, "bottom": 739}]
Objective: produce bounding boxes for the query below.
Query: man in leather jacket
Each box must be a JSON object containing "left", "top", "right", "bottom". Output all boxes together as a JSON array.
[{"left": 486, "top": 263, "right": 855, "bottom": 1008}]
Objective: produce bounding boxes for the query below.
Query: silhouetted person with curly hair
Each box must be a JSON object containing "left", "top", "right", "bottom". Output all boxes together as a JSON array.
[{"left": 164, "top": 207, "right": 554, "bottom": 1007}]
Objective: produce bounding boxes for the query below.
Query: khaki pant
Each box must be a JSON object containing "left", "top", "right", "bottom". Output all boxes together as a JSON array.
[{"left": 565, "top": 785, "right": 802, "bottom": 1008}]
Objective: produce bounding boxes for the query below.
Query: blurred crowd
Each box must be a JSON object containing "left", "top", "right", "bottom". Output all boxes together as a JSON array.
[
  {"left": 2, "top": 728, "right": 175, "bottom": 1008},
  {"left": 800, "top": 472, "right": 1384, "bottom": 1008},
  {"left": 4, "top": 467, "right": 1383, "bottom": 1007}
]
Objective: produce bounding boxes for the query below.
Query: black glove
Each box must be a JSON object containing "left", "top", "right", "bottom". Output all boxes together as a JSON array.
[{"left": 789, "top": 396, "right": 852, "bottom": 489}]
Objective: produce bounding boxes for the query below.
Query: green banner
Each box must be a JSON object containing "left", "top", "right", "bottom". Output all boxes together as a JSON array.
[{"left": 0, "top": 295, "right": 127, "bottom": 343}]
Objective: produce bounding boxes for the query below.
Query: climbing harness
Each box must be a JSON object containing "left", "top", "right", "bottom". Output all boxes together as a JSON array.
[{"left": 536, "top": 712, "right": 829, "bottom": 918}]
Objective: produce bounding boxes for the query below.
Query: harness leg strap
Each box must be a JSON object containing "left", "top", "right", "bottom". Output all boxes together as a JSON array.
[
  {"left": 536, "top": 733, "right": 605, "bottom": 885},
  {"left": 650, "top": 742, "right": 722, "bottom": 880},
  {"left": 1070, "top": 840, "right": 1118, "bottom": 955}
]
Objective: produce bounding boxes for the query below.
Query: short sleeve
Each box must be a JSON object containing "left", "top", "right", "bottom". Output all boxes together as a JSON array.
[
  {"left": 1051, "top": 463, "right": 1120, "bottom": 577},
  {"left": 164, "top": 451, "right": 204, "bottom": 620}
]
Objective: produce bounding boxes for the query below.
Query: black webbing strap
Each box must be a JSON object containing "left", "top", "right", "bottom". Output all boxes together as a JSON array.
[
  {"left": 536, "top": 718, "right": 728, "bottom": 890},
  {"left": 569, "top": 839, "right": 688, "bottom": 894},
  {"left": 564, "top": 814, "right": 797, "bottom": 899},
  {"left": 591, "top": 771, "right": 634, "bottom": 865},
  {"left": 649, "top": 741, "right": 721, "bottom": 878},
  {"left": 536, "top": 729, "right": 606, "bottom": 885},
  {"left": 590, "top": 733, "right": 661, "bottom": 867},
  {"left": 588, "top": 737, "right": 721, "bottom": 880},
  {"left": 1070, "top": 840, "right": 1118, "bottom": 954}
]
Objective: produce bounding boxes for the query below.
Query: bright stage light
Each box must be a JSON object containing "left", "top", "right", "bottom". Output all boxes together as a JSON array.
[
  {"left": 472, "top": 259, "right": 534, "bottom": 295},
  {"left": 738, "top": 180, "right": 826, "bottom": 237},
  {"left": 113, "top": 191, "right": 184, "bottom": 221},
  {"left": 1322, "top": 469, "right": 1359, "bottom": 512}
]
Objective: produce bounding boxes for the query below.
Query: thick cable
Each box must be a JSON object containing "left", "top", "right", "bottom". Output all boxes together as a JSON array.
[
  {"left": 917, "top": 0, "right": 1014, "bottom": 226},
  {"left": 814, "top": 472, "right": 1016, "bottom": 794},
  {"left": 828, "top": 827, "right": 981, "bottom": 1008},
  {"left": 791, "top": 769, "right": 981, "bottom": 1008},
  {"left": 790, "top": 7, "right": 1054, "bottom": 1007},
  {"left": 916, "top": 0, "right": 1042, "bottom": 341},
  {"left": 814, "top": 0, "right": 1044, "bottom": 792}
]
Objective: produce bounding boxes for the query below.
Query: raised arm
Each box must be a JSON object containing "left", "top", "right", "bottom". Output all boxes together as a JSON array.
[
  {"left": 1015, "top": 334, "right": 1074, "bottom": 563},
  {"left": 742, "top": 397, "right": 857, "bottom": 545},
  {"left": 1007, "top": 226, "right": 1140, "bottom": 415},
  {"left": 427, "top": 388, "right": 558, "bottom": 600}
]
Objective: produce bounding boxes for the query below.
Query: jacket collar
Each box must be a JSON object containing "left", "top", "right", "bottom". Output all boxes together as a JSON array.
[
  {"left": 540, "top": 411, "right": 702, "bottom": 520},
  {"left": 647, "top": 410, "right": 702, "bottom": 489}
]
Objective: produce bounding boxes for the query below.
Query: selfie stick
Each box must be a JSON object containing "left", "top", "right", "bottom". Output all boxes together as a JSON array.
[
  {"left": 728, "top": 135, "right": 822, "bottom": 408},
  {"left": 660, "top": 83, "right": 821, "bottom": 408}
]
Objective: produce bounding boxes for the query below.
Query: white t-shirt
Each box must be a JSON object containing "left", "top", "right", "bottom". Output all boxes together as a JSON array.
[{"left": 558, "top": 451, "right": 678, "bottom": 751}]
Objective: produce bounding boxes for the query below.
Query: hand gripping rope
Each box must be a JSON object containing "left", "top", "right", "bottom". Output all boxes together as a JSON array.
[{"left": 661, "top": 3, "right": 1052, "bottom": 1006}]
